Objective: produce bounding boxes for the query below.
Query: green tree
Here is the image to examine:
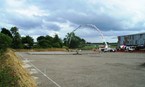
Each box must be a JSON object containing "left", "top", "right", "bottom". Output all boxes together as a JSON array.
[
  {"left": 45, "top": 35, "right": 53, "bottom": 44},
  {"left": 52, "top": 34, "right": 63, "bottom": 48},
  {"left": 38, "top": 39, "right": 52, "bottom": 48},
  {"left": 10, "top": 27, "right": 18, "bottom": 37},
  {"left": 63, "top": 32, "right": 86, "bottom": 48},
  {"left": 63, "top": 33, "right": 72, "bottom": 47},
  {"left": 22, "top": 35, "right": 34, "bottom": 49},
  {"left": 10, "top": 27, "right": 22, "bottom": 49},
  {"left": 37, "top": 36, "right": 45, "bottom": 42},
  {"left": 37, "top": 35, "right": 63, "bottom": 48},
  {"left": 37, "top": 35, "right": 53, "bottom": 48},
  {"left": 1, "top": 28, "right": 13, "bottom": 38},
  {"left": 0, "top": 33, "right": 12, "bottom": 54}
]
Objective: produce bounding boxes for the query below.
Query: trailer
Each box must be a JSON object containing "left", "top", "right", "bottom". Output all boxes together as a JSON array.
[{"left": 118, "top": 32, "right": 145, "bottom": 50}]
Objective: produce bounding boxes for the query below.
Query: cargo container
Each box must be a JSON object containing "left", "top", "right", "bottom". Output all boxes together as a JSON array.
[{"left": 118, "top": 32, "right": 145, "bottom": 49}]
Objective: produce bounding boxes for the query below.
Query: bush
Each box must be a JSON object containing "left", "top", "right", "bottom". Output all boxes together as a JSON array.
[
  {"left": 0, "top": 66, "right": 19, "bottom": 87},
  {"left": 0, "top": 33, "right": 12, "bottom": 54}
]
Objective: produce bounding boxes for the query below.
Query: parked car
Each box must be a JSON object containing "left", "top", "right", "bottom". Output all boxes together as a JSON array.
[
  {"left": 104, "top": 48, "right": 116, "bottom": 52},
  {"left": 125, "top": 46, "right": 135, "bottom": 51}
]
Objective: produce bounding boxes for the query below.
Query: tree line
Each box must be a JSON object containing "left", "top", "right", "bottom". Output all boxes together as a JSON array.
[{"left": 0, "top": 26, "right": 86, "bottom": 51}]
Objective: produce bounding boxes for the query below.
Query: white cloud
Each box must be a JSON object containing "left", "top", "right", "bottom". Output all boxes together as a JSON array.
[
  {"left": 14, "top": 6, "right": 49, "bottom": 17},
  {"left": 5, "top": 0, "right": 27, "bottom": 8},
  {"left": 98, "top": 0, "right": 145, "bottom": 25},
  {"left": 1, "top": 0, "right": 145, "bottom": 42}
]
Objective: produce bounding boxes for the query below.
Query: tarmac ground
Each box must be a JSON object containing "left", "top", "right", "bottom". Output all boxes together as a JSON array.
[{"left": 17, "top": 51, "right": 145, "bottom": 87}]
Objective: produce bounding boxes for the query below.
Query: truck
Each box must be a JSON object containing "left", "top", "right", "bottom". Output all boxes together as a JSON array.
[{"left": 119, "top": 45, "right": 135, "bottom": 51}]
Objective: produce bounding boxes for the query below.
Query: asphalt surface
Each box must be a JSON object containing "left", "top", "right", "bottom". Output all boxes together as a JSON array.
[{"left": 17, "top": 52, "right": 145, "bottom": 87}]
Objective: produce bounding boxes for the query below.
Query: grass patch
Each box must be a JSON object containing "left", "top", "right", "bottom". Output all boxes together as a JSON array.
[
  {"left": 14, "top": 48, "right": 66, "bottom": 52},
  {"left": 0, "top": 66, "right": 19, "bottom": 87},
  {"left": 0, "top": 49, "right": 37, "bottom": 87}
]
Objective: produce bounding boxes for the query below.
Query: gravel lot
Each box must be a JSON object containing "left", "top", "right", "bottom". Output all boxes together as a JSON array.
[{"left": 18, "top": 52, "right": 145, "bottom": 87}]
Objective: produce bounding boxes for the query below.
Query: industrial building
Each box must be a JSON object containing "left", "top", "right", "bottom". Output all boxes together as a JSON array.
[{"left": 118, "top": 32, "right": 145, "bottom": 48}]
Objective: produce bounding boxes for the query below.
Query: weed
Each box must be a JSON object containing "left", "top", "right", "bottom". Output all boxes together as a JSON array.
[{"left": 0, "top": 66, "right": 19, "bottom": 87}]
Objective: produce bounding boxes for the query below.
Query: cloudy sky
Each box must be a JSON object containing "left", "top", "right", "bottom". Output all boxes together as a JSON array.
[{"left": 1, "top": 0, "right": 145, "bottom": 42}]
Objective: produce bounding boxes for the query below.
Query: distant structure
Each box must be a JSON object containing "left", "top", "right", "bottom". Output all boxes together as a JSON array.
[
  {"left": 118, "top": 32, "right": 145, "bottom": 47},
  {"left": 70, "top": 24, "right": 108, "bottom": 48}
]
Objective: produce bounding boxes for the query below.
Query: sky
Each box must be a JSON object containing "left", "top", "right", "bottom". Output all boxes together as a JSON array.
[{"left": 1, "top": 0, "right": 145, "bottom": 43}]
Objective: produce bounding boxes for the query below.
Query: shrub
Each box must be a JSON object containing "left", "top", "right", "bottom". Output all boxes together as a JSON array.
[
  {"left": 0, "top": 33, "right": 12, "bottom": 55},
  {"left": 0, "top": 66, "right": 19, "bottom": 87}
]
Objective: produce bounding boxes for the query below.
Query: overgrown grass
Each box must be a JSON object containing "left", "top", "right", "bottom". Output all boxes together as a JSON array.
[
  {"left": 82, "top": 45, "right": 96, "bottom": 50},
  {"left": 14, "top": 48, "right": 66, "bottom": 52},
  {"left": 0, "top": 66, "right": 19, "bottom": 87},
  {"left": 0, "top": 49, "right": 37, "bottom": 87},
  {"left": 0, "top": 50, "right": 19, "bottom": 87}
]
